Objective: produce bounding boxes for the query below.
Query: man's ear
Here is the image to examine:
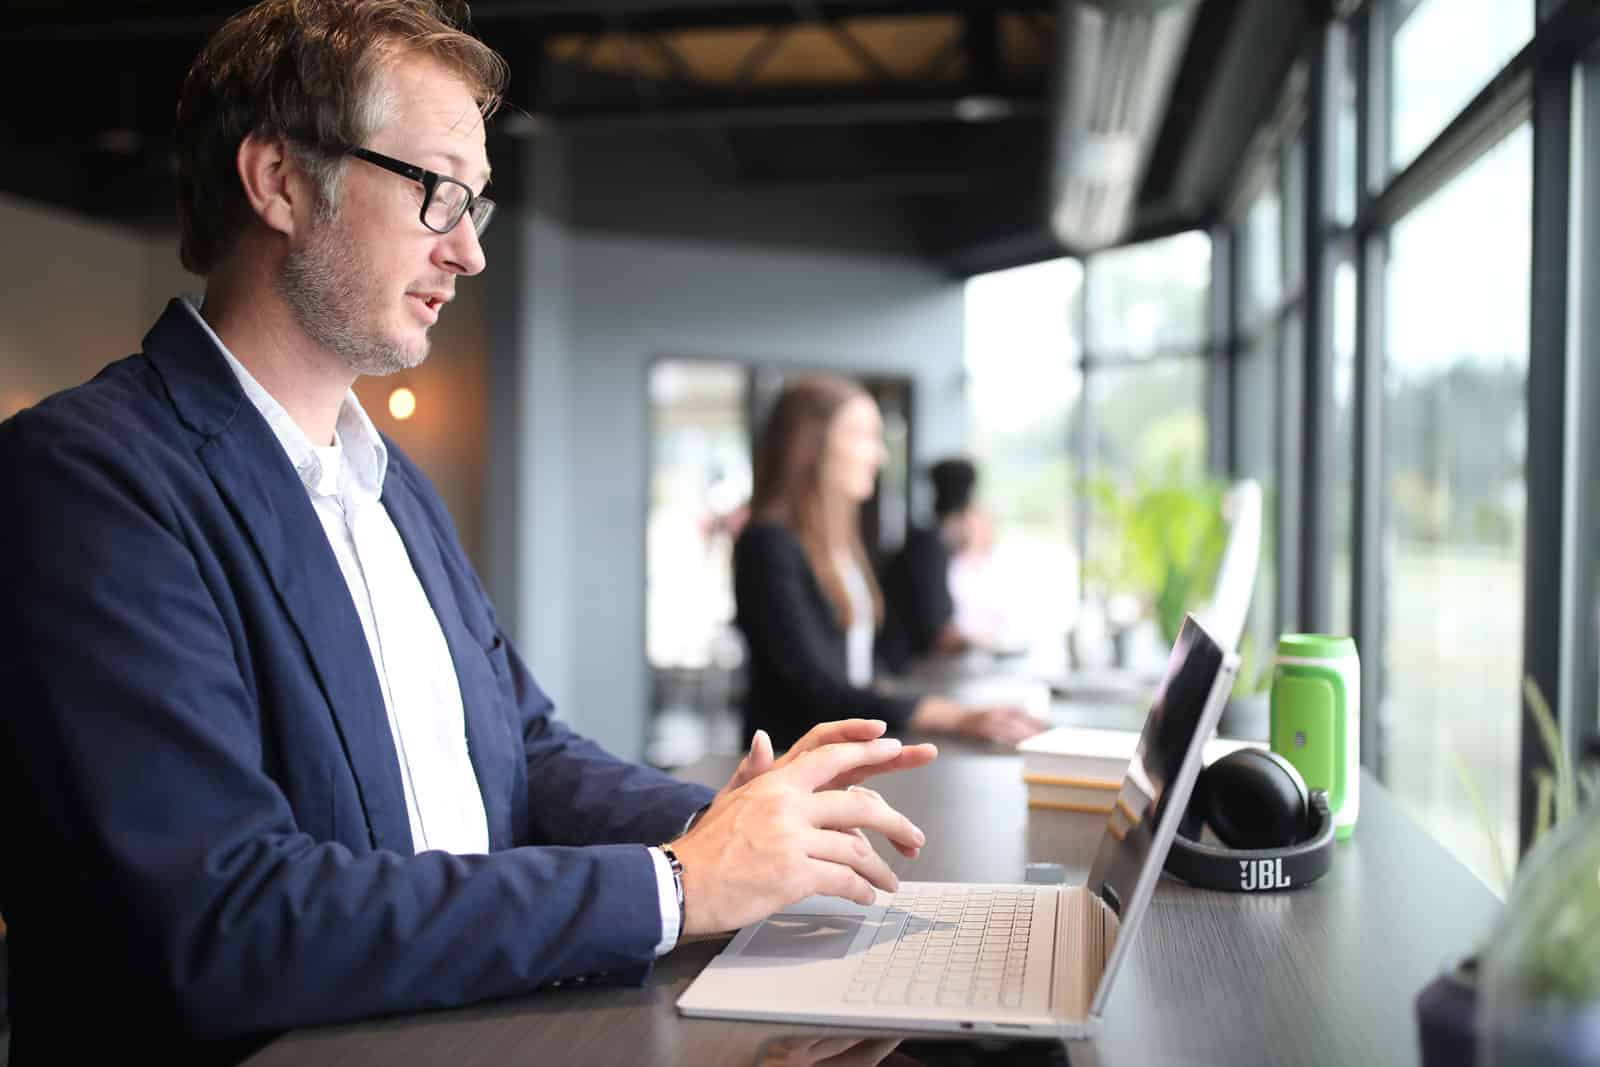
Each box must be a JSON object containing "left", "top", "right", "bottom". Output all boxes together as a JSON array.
[{"left": 236, "top": 133, "right": 308, "bottom": 238}]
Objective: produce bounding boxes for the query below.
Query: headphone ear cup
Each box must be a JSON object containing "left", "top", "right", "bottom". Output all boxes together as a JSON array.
[{"left": 1201, "top": 748, "right": 1310, "bottom": 851}]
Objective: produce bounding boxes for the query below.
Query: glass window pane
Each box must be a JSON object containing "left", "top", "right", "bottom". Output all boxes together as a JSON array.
[
  {"left": 1278, "top": 312, "right": 1304, "bottom": 632},
  {"left": 1242, "top": 179, "right": 1283, "bottom": 328},
  {"left": 1086, "top": 232, "right": 1211, "bottom": 356},
  {"left": 1388, "top": 0, "right": 1533, "bottom": 175},
  {"left": 1382, "top": 124, "right": 1531, "bottom": 892},
  {"left": 1090, "top": 359, "right": 1207, "bottom": 485},
  {"left": 1236, "top": 328, "right": 1278, "bottom": 665},
  {"left": 1331, "top": 259, "right": 1358, "bottom": 638},
  {"left": 1336, "top": 33, "right": 1359, "bottom": 226},
  {"left": 1283, "top": 136, "right": 1306, "bottom": 296},
  {"left": 965, "top": 259, "right": 1084, "bottom": 641},
  {"left": 1084, "top": 358, "right": 1209, "bottom": 653}
]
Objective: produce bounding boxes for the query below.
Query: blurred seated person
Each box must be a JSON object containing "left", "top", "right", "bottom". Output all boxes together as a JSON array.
[
  {"left": 878, "top": 457, "right": 991, "bottom": 673},
  {"left": 733, "top": 376, "right": 1048, "bottom": 752}
]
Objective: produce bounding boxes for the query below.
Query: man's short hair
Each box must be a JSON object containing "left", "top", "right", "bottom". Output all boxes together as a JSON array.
[
  {"left": 176, "top": 0, "right": 508, "bottom": 275},
  {"left": 929, "top": 457, "right": 977, "bottom": 519}
]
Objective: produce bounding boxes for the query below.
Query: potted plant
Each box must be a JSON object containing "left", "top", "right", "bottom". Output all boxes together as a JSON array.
[
  {"left": 1078, "top": 472, "right": 1228, "bottom": 655},
  {"left": 1417, "top": 679, "right": 1600, "bottom": 1066}
]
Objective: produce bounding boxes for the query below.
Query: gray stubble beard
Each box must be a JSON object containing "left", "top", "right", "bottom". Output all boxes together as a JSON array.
[{"left": 276, "top": 202, "right": 430, "bottom": 378}]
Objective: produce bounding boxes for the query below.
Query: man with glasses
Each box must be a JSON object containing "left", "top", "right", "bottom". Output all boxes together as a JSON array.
[{"left": 0, "top": 2, "right": 934, "bottom": 1062}]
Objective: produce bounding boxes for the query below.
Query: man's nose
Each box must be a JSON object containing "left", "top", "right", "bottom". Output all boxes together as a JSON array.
[{"left": 438, "top": 217, "right": 487, "bottom": 276}]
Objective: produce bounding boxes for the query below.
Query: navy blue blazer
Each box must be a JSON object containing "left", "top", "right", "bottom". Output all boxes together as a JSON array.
[{"left": 0, "top": 300, "right": 714, "bottom": 1064}]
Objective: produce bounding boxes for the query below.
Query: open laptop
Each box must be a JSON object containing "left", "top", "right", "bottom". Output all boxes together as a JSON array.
[{"left": 677, "top": 614, "right": 1238, "bottom": 1038}]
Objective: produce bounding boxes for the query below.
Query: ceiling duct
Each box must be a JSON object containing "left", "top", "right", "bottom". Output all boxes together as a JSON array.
[{"left": 1049, "top": 0, "right": 1201, "bottom": 252}]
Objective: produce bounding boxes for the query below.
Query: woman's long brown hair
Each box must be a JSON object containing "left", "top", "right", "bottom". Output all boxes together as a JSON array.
[{"left": 749, "top": 374, "right": 884, "bottom": 630}]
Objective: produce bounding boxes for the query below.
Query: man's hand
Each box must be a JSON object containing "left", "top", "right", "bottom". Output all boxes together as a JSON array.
[
  {"left": 672, "top": 737, "right": 930, "bottom": 936},
  {"left": 717, "top": 718, "right": 938, "bottom": 799}
]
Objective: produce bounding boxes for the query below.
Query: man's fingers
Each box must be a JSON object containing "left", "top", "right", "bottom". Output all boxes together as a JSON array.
[
  {"left": 823, "top": 743, "right": 938, "bottom": 790},
  {"left": 807, "top": 790, "right": 925, "bottom": 853},
  {"left": 782, "top": 719, "right": 888, "bottom": 764},
  {"left": 749, "top": 729, "right": 775, "bottom": 772},
  {"left": 812, "top": 860, "right": 878, "bottom": 906},
  {"left": 806, "top": 828, "right": 899, "bottom": 892},
  {"left": 788, "top": 737, "right": 906, "bottom": 792}
]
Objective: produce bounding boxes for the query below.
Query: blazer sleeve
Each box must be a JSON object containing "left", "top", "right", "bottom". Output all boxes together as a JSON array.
[
  {"left": 0, "top": 414, "right": 690, "bottom": 1042},
  {"left": 734, "top": 524, "right": 918, "bottom": 730},
  {"left": 509, "top": 639, "right": 715, "bottom": 846}
]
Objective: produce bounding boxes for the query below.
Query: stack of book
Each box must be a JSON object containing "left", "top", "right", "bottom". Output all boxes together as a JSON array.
[{"left": 1017, "top": 725, "right": 1262, "bottom": 813}]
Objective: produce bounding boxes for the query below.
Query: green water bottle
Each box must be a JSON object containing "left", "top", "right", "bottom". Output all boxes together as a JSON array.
[{"left": 1270, "top": 634, "right": 1361, "bottom": 839}]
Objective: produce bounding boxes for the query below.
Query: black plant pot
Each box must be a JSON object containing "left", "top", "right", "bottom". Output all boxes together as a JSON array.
[{"left": 1417, "top": 957, "right": 1479, "bottom": 1067}]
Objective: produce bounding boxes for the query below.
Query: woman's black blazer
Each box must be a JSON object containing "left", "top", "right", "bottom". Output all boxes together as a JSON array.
[{"left": 732, "top": 522, "right": 917, "bottom": 750}]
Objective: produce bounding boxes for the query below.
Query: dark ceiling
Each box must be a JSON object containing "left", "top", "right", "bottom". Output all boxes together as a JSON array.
[{"left": 1, "top": 0, "right": 1317, "bottom": 271}]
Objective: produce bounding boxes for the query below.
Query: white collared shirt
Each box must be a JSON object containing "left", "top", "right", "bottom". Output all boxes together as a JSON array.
[{"left": 182, "top": 299, "right": 682, "bottom": 954}]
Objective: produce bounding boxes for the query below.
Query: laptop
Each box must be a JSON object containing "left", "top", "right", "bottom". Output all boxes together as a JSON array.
[{"left": 677, "top": 614, "right": 1238, "bottom": 1038}]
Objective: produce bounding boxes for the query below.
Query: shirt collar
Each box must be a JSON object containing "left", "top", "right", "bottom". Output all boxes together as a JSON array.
[{"left": 180, "top": 296, "right": 388, "bottom": 502}]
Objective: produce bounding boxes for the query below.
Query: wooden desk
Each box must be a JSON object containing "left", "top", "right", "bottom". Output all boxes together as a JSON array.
[{"left": 246, "top": 745, "right": 1499, "bottom": 1067}]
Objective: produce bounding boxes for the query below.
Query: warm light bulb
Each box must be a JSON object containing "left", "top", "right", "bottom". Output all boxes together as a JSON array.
[{"left": 388, "top": 387, "right": 417, "bottom": 421}]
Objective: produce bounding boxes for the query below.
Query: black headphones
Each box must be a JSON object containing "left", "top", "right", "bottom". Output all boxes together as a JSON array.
[{"left": 1165, "top": 747, "right": 1336, "bottom": 893}]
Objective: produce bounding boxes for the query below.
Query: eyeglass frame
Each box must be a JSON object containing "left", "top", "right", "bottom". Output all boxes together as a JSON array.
[{"left": 344, "top": 146, "right": 496, "bottom": 237}]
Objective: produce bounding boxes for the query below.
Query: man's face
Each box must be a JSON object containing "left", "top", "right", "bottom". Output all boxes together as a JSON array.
[{"left": 278, "top": 53, "right": 491, "bottom": 378}]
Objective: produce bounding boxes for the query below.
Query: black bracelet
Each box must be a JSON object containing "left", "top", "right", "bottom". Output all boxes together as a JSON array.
[{"left": 658, "top": 842, "right": 686, "bottom": 935}]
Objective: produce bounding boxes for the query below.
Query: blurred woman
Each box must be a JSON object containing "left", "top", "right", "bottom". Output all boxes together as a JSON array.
[{"left": 733, "top": 374, "right": 1048, "bottom": 751}]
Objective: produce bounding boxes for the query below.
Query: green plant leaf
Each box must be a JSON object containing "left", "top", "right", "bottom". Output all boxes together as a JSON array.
[
  {"left": 1524, "top": 676, "right": 1575, "bottom": 827},
  {"left": 1533, "top": 771, "right": 1554, "bottom": 849},
  {"left": 1450, "top": 748, "right": 1510, "bottom": 894}
]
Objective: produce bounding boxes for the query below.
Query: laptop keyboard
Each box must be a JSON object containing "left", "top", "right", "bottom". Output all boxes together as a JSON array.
[{"left": 844, "top": 884, "right": 1039, "bottom": 1009}]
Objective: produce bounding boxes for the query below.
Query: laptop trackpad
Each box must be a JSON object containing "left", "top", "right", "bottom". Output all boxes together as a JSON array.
[{"left": 741, "top": 914, "right": 866, "bottom": 960}]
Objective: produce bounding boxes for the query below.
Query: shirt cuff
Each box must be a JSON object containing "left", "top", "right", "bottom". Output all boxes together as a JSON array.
[{"left": 648, "top": 846, "right": 680, "bottom": 957}]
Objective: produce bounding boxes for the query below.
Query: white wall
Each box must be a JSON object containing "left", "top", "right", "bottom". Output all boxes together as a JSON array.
[{"left": 0, "top": 193, "right": 196, "bottom": 419}]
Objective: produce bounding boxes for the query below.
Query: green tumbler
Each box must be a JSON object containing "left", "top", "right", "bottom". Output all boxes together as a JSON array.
[{"left": 1270, "top": 634, "right": 1361, "bottom": 840}]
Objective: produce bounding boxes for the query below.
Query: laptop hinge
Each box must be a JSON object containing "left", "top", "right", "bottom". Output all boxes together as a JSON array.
[{"left": 1053, "top": 886, "right": 1121, "bottom": 1025}]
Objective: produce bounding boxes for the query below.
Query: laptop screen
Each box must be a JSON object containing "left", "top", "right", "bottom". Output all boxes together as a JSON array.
[{"left": 1083, "top": 614, "right": 1234, "bottom": 1016}]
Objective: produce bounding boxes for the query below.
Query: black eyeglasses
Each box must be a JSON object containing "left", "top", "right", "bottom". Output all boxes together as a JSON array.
[{"left": 345, "top": 147, "right": 495, "bottom": 237}]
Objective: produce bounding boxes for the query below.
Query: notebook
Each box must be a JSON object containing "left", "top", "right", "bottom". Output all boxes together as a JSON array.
[{"left": 1019, "top": 725, "right": 1263, "bottom": 813}]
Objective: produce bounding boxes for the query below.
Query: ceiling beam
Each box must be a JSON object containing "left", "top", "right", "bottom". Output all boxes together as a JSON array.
[
  {"left": 533, "top": 90, "right": 1044, "bottom": 131},
  {"left": 3, "top": 1, "right": 1050, "bottom": 41}
]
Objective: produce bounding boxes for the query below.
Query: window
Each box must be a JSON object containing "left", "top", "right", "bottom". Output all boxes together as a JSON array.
[
  {"left": 964, "top": 232, "right": 1214, "bottom": 651},
  {"left": 1330, "top": 259, "right": 1358, "bottom": 638},
  {"left": 1234, "top": 144, "right": 1303, "bottom": 665},
  {"left": 1089, "top": 358, "right": 1208, "bottom": 488},
  {"left": 1242, "top": 181, "right": 1283, "bottom": 328},
  {"left": 1086, "top": 231, "right": 1211, "bottom": 356},
  {"left": 965, "top": 259, "right": 1084, "bottom": 642},
  {"left": 1380, "top": 124, "right": 1531, "bottom": 888},
  {"left": 1236, "top": 328, "right": 1277, "bottom": 660},
  {"left": 1387, "top": 0, "right": 1533, "bottom": 175}
]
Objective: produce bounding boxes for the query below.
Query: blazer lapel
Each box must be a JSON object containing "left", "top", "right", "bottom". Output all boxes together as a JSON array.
[
  {"left": 198, "top": 425, "right": 414, "bottom": 853},
  {"left": 144, "top": 301, "right": 413, "bottom": 854},
  {"left": 381, "top": 468, "right": 516, "bottom": 851}
]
